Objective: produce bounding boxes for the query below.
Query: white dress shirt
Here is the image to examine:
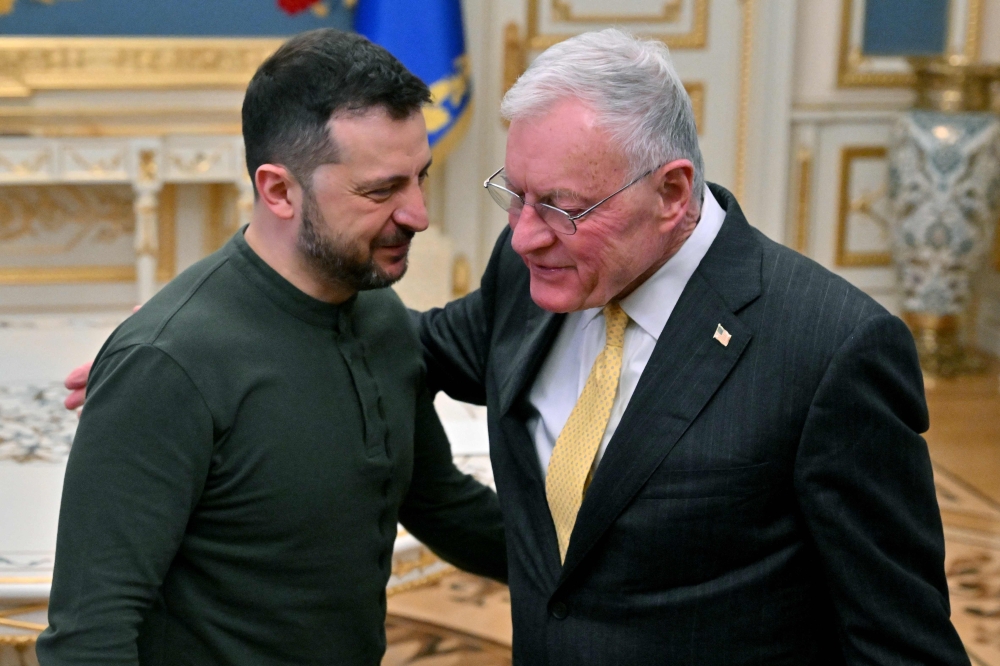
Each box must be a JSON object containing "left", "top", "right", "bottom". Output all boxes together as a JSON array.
[{"left": 527, "top": 185, "right": 727, "bottom": 477}]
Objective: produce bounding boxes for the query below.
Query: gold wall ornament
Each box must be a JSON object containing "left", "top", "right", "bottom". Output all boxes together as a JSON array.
[
  {"left": 502, "top": 22, "right": 525, "bottom": 99},
  {"left": 0, "top": 150, "right": 49, "bottom": 177},
  {"left": 837, "top": 0, "right": 986, "bottom": 88},
  {"left": 0, "top": 184, "right": 134, "bottom": 254},
  {"left": 0, "top": 264, "right": 133, "bottom": 284},
  {"left": 836, "top": 146, "right": 892, "bottom": 267},
  {"left": 550, "top": 0, "right": 682, "bottom": 24},
  {"left": 66, "top": 147, "right": 125, "bottom": 177},
  {"left": 139, "top": 149, "right": 158, "bottom": 182},
  {"left": 0, "top": 105, "right": 243, "bottom": 138},
  {"left": 526, "top": 0, "right": 709, "bottom": 51},
  {"left": 169, "top": 150, "right": 221, "bottom": 176},
  {"left": 685, "top": 81, "right": 704, "bottom": 135},
  {"left": 0, "top": 37, "right": 284, "bottom": 98}
]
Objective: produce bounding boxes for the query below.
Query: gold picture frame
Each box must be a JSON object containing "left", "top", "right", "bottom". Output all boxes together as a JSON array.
[{"left": 837, "top": 0, "right": 984, "bottom": 88}]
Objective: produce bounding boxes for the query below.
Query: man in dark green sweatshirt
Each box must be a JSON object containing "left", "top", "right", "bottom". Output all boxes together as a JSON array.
[{"left": 36, "top": 30, "right": 505, "bottom": 666}]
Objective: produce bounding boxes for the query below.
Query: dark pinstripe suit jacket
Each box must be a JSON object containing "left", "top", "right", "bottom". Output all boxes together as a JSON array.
[{"left": 418, "top": 184, "right": 968, "bottom": 665}]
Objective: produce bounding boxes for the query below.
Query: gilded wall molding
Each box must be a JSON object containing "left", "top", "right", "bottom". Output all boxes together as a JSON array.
[
  {"left": 156, "top": 184, "right": 176, "bottom": 283},
  {"left": 0, "top": 106, "right": 242, "bottom": 138},
  {"left": 734, "top": 0, "right": 755, "bottom": 201},
  {"left": 0, "top": 184, "right": 134, "bottom": 253},
  {"left": 836, "top": 145, "right": 892, "bottom": 267},
  {"left": 0, "top": 37, "right": 283, "bottom": 98},
  {"left": 0, "top": 264, "right": 135, "bottom": 284},
  {"left": 837, "top": 0, "right": 985, "bottom": 88},
  {"left": 204, "top": 183, "right": 239, "bottom": 255},
  {"left": 550, "top": 0, "right": 682, "bottom": 24},
  {"left": 685, "top": 81, "right": 705, "bottom": 135},
  {"left": 793, "top": 146, "right": 813, "bottom": 255},
  {"left": 526, "top": 0, "right": 709, "bottom": 51}
]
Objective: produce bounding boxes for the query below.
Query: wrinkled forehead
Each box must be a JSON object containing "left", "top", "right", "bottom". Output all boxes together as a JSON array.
[{"left": 504, "top": 100, "right": 630, "bottom": 192}]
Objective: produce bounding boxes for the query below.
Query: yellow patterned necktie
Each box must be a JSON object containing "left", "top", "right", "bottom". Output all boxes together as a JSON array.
[{"left": 546, "top": 302, "right": 629, "bottom": 563}]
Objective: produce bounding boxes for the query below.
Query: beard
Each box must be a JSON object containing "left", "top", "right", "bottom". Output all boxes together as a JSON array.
[{"left": 297, "top": 189, "right": 414, "bottom": 292}]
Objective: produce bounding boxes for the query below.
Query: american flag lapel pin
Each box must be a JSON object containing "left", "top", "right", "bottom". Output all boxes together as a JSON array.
[{"left": 713, "top": 324, "right": 731, "bottom": 347}]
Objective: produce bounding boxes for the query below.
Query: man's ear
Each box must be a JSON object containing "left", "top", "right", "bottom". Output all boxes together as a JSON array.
[
  {"left": 654, "top": 160, "right": 696, "bottom": 229},
  {"left": 254, "top": 164, "right": 299, "bottom": 221}
]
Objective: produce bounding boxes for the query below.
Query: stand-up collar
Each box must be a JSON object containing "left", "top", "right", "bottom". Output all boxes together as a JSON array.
[{"left": 226, "top": 227, "right": 354, "bottom": 329}]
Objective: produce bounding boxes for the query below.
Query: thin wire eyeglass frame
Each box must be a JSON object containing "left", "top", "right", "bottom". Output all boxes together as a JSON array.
[{"left": 483, "top": 166, "right": 657, "bottom": 235}]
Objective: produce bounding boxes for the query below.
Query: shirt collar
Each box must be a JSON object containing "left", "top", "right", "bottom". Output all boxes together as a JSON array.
[{"left": 579, "top": 185, "right": 727, "bottom": 340}]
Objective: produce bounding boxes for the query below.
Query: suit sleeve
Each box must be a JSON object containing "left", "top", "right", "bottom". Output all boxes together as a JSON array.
[
  {"left": 36, "top": 344, "right": 213, "bottom": 666},
  {"left": 397, "top": 385, "right": 507, "bottom": 582},
  {"left": 416, "top": 228, "right": 511, "bottom": 404},
  {"left": 794, "top": 313, "right": 969, "bottom": 665}
]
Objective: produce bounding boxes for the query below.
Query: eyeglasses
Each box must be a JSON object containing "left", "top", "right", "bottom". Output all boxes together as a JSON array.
[{"left": 483, "top": 166, "right": 656, "bottom": 235}]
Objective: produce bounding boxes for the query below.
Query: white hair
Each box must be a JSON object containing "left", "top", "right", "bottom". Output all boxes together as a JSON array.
[{"left": 501, "top": 28, "right": 705, "bottom": 203}]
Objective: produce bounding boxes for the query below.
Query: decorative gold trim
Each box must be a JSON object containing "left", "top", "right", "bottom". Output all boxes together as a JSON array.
[
  {"left": 0, "top": 106, "right": 242, "bottom": 137},
  {"left": 502, "top": 22, "right": 526, "bottom": 99},
  {"left": 685, "top": 81, "right": 705, "bottom": 135},
  {"left": 66, "top": 148, "right": 124, "bottom": 177},
  {"left": 550, "top": 0, "right": 682, "bottom": 24},
  {"left": 794, "top": 146, "right": 813, "bottom": 254},
  {"left": 734, "top": 0, "right": 755, "bottom": 201},
  {"left": 0, "top": 265, "right": 135, "bottom": 285},
  {"left": 526, "top": 0, "right": 709, "bottom": 50},
  {"left": 0, "top": 149, "right": 49, "bottom": 176},
  {"left": 836, "top": 146, "right": 892, "bottom": 267},
  {"left": 964, "top": 0, "right": 983, "bottom": 60},
  {"left": 0, "top": 38, "right": 283, "bottom": 98},
  {"left": 156, "top": 184, "right": 177, "bottom": 282},
  {"left": 204, "top": 183, "right": 237, "bottom": 255},
  {"left": 837, "top": 0, "right": 986, "bottom": 88}
]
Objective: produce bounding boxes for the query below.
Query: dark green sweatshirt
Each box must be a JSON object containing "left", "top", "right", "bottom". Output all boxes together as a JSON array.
[{"left": 36, "top": 230, "right": 506, "bottom": 666}]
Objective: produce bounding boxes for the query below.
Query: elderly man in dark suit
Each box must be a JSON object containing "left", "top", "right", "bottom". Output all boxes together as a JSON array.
[{"left": 417, "top": 28, "right": 969, "bottom": 665}]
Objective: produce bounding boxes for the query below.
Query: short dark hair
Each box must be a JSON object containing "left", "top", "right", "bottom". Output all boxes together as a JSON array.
[{"left": 242, "top": 29, "right": 431, "bottom": 192}]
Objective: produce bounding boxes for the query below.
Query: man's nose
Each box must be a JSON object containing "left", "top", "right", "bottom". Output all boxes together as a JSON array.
[
  {"left": 393, "top": 183, "right": 430, "bottom": 232},
  {"left": 510, "top": 204, "right": 556, "bottom": 257}
]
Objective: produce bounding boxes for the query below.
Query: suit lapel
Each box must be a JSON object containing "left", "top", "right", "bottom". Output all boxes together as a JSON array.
[
  {"left": 497, "top": 305, "right": 563, "bottom": 417},
  {"left": 557, "top": 185, "right": 763, "bottom": 585}
]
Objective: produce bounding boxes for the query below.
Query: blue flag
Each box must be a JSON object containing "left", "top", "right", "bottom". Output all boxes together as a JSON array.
[{"left": 354, "top": 0, "right": 472, "bottom": 160}]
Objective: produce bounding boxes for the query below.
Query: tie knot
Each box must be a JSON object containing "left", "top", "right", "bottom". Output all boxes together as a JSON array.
[{"left": 603, "top": 302, "right": 628, "bottom": 348}]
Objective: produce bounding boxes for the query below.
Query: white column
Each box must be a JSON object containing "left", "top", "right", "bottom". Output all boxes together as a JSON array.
[
  {"left": 132, "top": 186, "right": 160, "bottom": 304},
  {"left": 131, "top": 144, "right": 163, "bottom": 304}
]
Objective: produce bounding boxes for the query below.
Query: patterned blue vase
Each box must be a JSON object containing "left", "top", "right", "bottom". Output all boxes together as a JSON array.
[{"left": 888, "top": 110, "right": 1000, "bottom": 374}]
